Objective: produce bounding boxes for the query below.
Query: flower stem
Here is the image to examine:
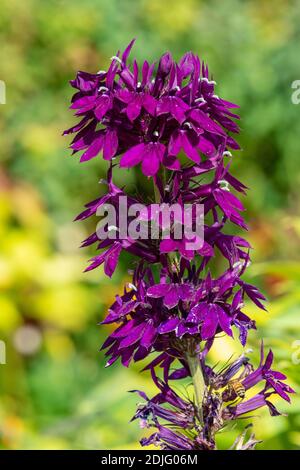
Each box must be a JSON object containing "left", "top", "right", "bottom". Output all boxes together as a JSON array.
[
  {"left": 153, "top": 172, "right": 206, "bottom": 425},
  {"left": 186, "top": 353, "right": 205, "bottom": 427},
  {"left": 153, "top": 179, "right": 161, "bottom": 204}
]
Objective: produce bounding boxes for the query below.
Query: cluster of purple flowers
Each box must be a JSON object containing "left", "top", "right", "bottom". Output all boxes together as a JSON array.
[
  {"left": 131, "top": 346, "right": 293, "bottom": 450},
  {"left": 65, "top": 40, "right": 294, "bottom": 450}
]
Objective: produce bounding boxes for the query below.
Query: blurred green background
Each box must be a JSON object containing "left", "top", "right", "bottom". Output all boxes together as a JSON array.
[{"left": 0, "top": 0, "right": 300, "bottom": 450}]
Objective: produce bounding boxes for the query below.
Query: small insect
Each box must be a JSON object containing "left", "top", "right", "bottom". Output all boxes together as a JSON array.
[{"left": 222, "top": 379, "right": 246, "bottom": 402}]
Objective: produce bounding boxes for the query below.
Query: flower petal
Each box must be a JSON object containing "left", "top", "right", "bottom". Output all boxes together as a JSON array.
[
  {"left": 120, "top": 143, "right": 144, "bottom": 168},
  {"left": 119, "top": 322, "right": 147, "bottom": 348},
  {"left": 158, "top": 317, "right": 181, "bottom": 334},
  {"left": 80, "top": 133, "right": 104, "bottom": 162},
  {"left": 201, "top": 304, "right": 218, "bottom": 339},
  {"left": 216, "top": 305, "right": 233, "bottom": 337},
  {"left": 103, "top": 129, "right": 118, "bottom": 160},
  {"left": 140, "top": 322, "right": 157, "bottom": 349},
  {"left": 127, "top": 95, "right": 142, "bottom": 121},
  {"left": 147, "top": 284, "right": 171, "bottom": 298},
  {"left": 181, "top": 132, "right": 200, "bottom": 163},
  {"left": 163, "top": 286, "right": 180, "bottom": 309},
  {"left": 142, "top": 94, "right": 157, "bottom": 115},
  {"left": 141, "top": 143, "right": 164, "bottom": 177}
]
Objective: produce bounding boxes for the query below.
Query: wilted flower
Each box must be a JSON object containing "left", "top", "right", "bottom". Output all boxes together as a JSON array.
[{"left": 131, "top": 350, "right": 294, "bottom": 450}]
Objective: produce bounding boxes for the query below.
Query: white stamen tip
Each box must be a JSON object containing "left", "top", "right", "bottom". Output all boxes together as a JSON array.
[
  {"left": 174, "top": 86, "right": 180, "bottom": 91},
  {"left": 127, "top": 283, "right": 137, "bottom": 291},
  {"left": 195, "top": 97, "right": 206, "bottom": 103},
  {"left": 183, "top": 122, "right": 192, "bottom": 129},
  {"left": 98, "top": 86, "right": 109, "bottom": 92},
  {"left": 223, "top": 151, "right": 232, "bottom": 158},
  {"left": 219, "top": 179, "right": 230, "bottom": 191},
  {"left": 212, "top": 94, "right": 219, "bottom": 99},
  {"left": 97, "top": 70, "right": 106, "bottom": 75},
  {"left": 233, "top": 261, "right": 243, "bottom": 270},
  {"left": 110, "top": 56, "right": 122, "bottom": 64},
  {"left": 153, "top": 131, "right": 159, "bottom": 137}
]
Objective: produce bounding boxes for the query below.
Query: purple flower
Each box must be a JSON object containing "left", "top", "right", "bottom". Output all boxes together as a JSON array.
[
  {"left": 65, "top": 41, "right": 239, "bottom": 177},
  {"left": 188, "top": 302, "right": 233, "bottom": 339},
  {"left": 120, "top": 141, "right": 166, "bottom": 177},
  {"left": 224, "top": 391, "right": 287, "bottom": 419},
  {"left": 242, "top": 344, "right": 295, "bottom": 402},
  {"left": 117, "top": 87, "right": 157, "bottom": 122},
  {"left": 65, "top": 40, "right": 294, "bottom": 451},
  {"left": 131, "top": 380, "right": 215, "bottom": 450},
  {"left": 160, "top": 236, "right": 214, "bottom": 260},
  {"left": 147, "top": 282, "right": 193, "bottom": 309}
]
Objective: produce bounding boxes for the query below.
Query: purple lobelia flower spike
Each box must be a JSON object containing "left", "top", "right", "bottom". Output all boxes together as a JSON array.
[{"left": 65, "top": 40, "right": 294, "bottom": 450}]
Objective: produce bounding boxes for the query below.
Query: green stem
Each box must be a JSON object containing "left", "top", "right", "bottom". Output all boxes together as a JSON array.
[
  {"left": 153, "top": 180, "right": 161, "bottom": 204},
  {"left": 186, "top": 353, "right": 205, "bottom": 426}
]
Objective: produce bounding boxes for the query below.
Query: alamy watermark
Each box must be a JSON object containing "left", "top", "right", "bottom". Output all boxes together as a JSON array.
[
  {"left": 0, "top": 340, "right": 6, "bottom": 364},
  {"left": 0, "top": 80, "right": 6, "bottom": 104},
  {"left": 95, "top": 197, "right": 204, "bottom": 250},
  {"left": 291, "top": 80, "right": 300, "bottom": 104}
]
